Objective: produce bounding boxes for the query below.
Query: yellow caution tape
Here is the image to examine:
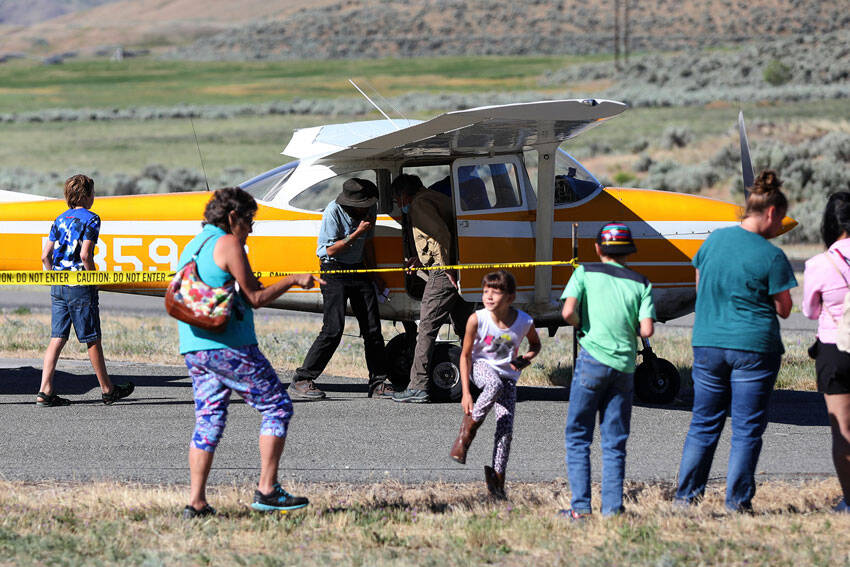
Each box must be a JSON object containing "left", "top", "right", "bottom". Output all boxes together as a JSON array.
[
  {"left": 0, "top": 270, "right": 172, "bottom": 286},
  {"left": 0, "top": 258, "right": 579, "bottom": 286}
]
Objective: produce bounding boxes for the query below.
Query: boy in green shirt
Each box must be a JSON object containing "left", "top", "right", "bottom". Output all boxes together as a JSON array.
[{"left": 560, "top": 222, "right": 655, "bottom": 519}]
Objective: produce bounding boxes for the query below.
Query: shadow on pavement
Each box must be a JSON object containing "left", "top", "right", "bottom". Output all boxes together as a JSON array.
[
  {"left": 633, "top": 389, "right": 829, "bottom": 427},
  {"left": 517, "top": 385, "right": 569, "bottom": 403},
  {"left": 0, "top": 366, "right": 189, "bottom": 396}
]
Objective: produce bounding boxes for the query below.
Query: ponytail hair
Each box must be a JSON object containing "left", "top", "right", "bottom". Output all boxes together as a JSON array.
[
  {"left": 821, "top": 191, "right": 850, "bottom": 248},
  {"left": 744, "top": 169, "right": 787, "bottom": 218}
]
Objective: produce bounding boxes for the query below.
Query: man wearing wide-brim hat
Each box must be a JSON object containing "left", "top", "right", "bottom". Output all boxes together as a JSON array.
[{"left": 289, "top": 178, "right": 394, "bottom": 400}]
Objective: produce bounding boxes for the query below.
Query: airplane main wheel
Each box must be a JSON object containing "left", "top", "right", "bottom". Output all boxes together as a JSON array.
[
  {"left": 385, "top": 334, "right": 413, "bottom": 391},
  {"left": 428, "top": 343, "right": 463, "bottom": 403},
  {"left": 634, "top": 357, "right": 680, "bottom": 405}
]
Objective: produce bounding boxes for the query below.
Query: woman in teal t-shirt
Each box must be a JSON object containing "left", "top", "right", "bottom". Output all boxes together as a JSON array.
[{"left": 675, "top": 170, "right": 797, "bottom": 512}]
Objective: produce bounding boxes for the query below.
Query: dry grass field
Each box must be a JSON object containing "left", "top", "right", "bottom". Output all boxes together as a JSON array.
[{"left": 0, "top": 479, "right": 847, "bottom": 566}]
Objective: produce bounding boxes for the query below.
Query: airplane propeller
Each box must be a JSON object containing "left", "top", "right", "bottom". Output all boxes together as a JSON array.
[{"left": 738, "top": 110, "right": 754, "bottom": 199}]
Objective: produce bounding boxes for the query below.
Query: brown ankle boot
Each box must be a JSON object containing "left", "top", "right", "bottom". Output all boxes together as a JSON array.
[
  {"left": 484, "top": 466, "right": 507, "bottom": 500},
  {"left": 449, "top": 414, "right": 482, "bottom": 464}
]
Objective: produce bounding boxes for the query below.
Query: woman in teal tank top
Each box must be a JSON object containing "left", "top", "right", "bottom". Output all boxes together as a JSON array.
[{"left": 179, "top": 188, "right": 322, "bottom": 518}]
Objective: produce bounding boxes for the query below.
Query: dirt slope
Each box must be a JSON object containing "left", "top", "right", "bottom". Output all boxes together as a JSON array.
[{"left": 0, "top": 0, "right": 337, "bottom": 54}]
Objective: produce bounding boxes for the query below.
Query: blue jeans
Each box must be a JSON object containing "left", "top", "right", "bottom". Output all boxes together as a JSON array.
[
  {"left": 565, "top": 348, "right": 634, "bottom": 516},
  {"left": 675, "top": 347, "right": 781, "bottom": 511}
]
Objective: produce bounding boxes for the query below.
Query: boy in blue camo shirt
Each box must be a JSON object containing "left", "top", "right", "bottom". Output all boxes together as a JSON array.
[
  {"left": 37, "top": 174, "right": 134, "bottom": 407},
  {"left": 560, "top": 222, "right": 655, "bottom": 519}
]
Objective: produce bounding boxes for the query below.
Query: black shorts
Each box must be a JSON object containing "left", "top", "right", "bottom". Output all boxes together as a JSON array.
[{"left": 814, "top": 340, "right": 850, "bottom": 395}]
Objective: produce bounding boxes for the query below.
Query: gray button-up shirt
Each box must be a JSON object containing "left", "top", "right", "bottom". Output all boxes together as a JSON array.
[{"left": 316, "top": 200, "right": 376, "bottom": 264}]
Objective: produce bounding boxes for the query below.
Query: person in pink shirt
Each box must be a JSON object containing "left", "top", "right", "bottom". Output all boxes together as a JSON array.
[{"left": 803, "top": 191, "right": 850, "bottom": 512}]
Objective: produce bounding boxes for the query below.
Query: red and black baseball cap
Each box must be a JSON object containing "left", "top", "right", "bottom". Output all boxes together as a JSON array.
[{"left": 596, "top": 222, "right": 637, "bottom": 255}]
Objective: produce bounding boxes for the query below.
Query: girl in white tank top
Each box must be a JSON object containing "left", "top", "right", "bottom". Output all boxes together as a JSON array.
[{"left": 449, "top": 270, "right": 542, "bottom": 499}]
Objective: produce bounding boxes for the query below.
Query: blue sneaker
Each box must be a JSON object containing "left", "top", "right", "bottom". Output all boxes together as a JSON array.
[
  {"left": 392, "top": 388, "right": 430, "bottom": 403},
  {"left": 251, "top": 484, "right": 309, "bottom": 512}
]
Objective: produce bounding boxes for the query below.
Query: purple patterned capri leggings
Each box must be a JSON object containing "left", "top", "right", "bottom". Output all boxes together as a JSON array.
[
  {"left": 470, "top": 359, "right": 517, "bottom": 474},
  {"left": 184, "top": 345, "right": 293, "bottom": 452}
]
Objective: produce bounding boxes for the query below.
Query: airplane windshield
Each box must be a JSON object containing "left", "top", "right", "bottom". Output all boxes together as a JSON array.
[
  {"left": 240, "top": 161, "right": 298, "bottom": 202},
  {"left": 289, "top": 169, "right": 378, "bottom": 212},
  {"left": 554, "top": 149, "right": 602, "bottom": 205}
]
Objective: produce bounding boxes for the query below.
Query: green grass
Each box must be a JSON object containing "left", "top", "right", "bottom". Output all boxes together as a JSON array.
[
  {"left": 2, "top": 52, "right": 847, "bottom": 185},
  {"left": 0, "top": 55, "right": 603, "bottom": 113},
  {"left": 0, "top": 114, "right": 313, "bottom": 179},
  {"left": 3, "top": 98, "right": 847, "bottom": 183}
]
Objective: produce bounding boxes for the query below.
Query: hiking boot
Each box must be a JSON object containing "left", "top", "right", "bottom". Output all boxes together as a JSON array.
[
  {"left": 287, "top": 379, "right": 326, "bottom": 400},
  {"left": 834, "top": 499, "right": 850, "bottom": 513},
  {"left": 251, "top": 483, "right": 309, "bottom": 512},
  {"left": 450, "top": 414, "right": 483, "bottom": 464},
  {"left": 182, "top": 504, "right": 216, "bottom": 519},
  {"left": 484, "top": 465, "right": 507, "bottom": 500},
  {"left": 368, "top": 378, "right": 396, "bottom": 398},
  {"left": 392, "top": 388, "right": 429, "bottom": 403},
  {"left": 102, "top": 382, "right": 134, "bottom": 405},
  {"left": 36, "top": 391, "right": 71, "bottom": 407}
]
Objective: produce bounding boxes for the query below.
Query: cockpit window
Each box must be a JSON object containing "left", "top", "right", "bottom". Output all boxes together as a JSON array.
[
  {"left": 457, "top": 162, "right": 522, "bottom": 211},
  {"left": 240, "top": 161, "right": 298, "bottom": 202},
  {"left": 554, "top": 149, "right": 602, "bottom": 205},
  {"left": 289, "top": 169, "right": 377, "bottom": 212}
]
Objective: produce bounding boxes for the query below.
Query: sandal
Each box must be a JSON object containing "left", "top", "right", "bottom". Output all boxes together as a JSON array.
[
  {"left": 103, "top": 381, "right": 135, "bottom": 405},
  {"left": 36, "top": 392, "right": 71, "bottom": 407},
  {"left": 182, "top": 504, "right": 216, "bottom": 519}
]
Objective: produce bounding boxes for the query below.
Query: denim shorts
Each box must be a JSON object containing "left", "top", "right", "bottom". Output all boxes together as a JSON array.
[{"left": 50, "top": 285, "right": 101, "bottom": 343}]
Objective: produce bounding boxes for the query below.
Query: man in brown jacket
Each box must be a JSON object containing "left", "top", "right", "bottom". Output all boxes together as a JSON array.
[{"left": 390, "top": 174, "right": 472, "bottom": 403}]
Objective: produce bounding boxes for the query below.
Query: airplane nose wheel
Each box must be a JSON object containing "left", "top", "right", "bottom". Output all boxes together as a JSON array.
[
  {"left": 634, "top": 338, "right": 680, "bottom": 405},
  {"left": 429, "top": 343, "right": 463, "bottom": 402},
  {"left": 384, "top": 323, "right": 470, "bottom": 403}
]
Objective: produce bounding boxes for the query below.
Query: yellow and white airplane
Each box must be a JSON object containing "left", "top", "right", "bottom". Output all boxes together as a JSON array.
[{"left": 0, "top": 99, "right": 795, "bottom": 402}]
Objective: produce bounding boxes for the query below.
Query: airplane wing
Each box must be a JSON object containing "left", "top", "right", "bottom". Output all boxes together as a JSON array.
[
  {"left": 314, "top": 99, "right": 627, "bottom": 164},
  {"left": 0, "top": 190, "right": 50, "bottom": 203},
  {"left": 283, "top": 119, "right": 422, "bottom": 159}
]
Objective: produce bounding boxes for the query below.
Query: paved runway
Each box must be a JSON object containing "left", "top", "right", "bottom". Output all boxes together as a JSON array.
[
  {"left": 0, "top": 357, "right": 832, "bottom": 486},
  {"left": 0, "top": 286, "right": 825, "bottom": 485}
]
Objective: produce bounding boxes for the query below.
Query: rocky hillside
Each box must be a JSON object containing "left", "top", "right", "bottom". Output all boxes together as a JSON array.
[
  {"left": 1, "top": 0, "right": 847, "bottom": 60},
  {"left": 173, "top": 0, "right": 849, "bottom": 60}
]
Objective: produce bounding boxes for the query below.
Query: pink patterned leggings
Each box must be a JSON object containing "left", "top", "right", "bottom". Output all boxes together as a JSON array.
[{"left": 470, "top": 359, "right": 517, "bottom": 474}]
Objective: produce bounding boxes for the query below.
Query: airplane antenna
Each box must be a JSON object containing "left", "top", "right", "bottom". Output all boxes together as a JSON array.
[
  {"left": 349, "top": 79, "right": 400, "bottom": 130},
  {"left": 361, "top": 77, "right": 409, "bottom": 123},
  {"left": 738, "top": 110, "right": 753, "bottom": 200},
  {"left": 190, "top": 116, "right": 211, "bottom": 191}
]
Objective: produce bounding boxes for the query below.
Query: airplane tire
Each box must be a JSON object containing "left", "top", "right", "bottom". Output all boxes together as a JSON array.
[
  {"left": 385, "top": 334, "right": 413, "bottom": 391},
  {"left": 634, "top": 357, "right": 680, "bottom": 405},
  {"left": 428, "top": 343, "right": 463, "bottom": 403}
]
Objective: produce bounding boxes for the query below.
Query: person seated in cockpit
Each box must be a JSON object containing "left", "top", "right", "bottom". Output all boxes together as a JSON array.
[{"left": 458, "top": 167, "right": 489, "bottom": 210}]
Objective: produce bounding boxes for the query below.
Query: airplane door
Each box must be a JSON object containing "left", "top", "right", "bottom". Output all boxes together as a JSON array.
[{"left": 452, "top": 156, "right": 536, "bottom": 303}]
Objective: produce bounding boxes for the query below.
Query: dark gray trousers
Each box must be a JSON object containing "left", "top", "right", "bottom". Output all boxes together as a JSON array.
[{"left": 409, "top": 270, "right": 472, "bottom": 391}]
